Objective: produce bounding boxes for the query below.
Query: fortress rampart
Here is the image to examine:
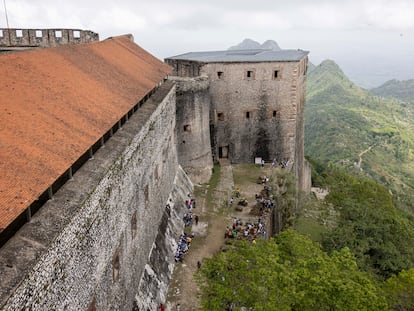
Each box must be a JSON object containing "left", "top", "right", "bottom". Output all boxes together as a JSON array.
[
  {"left": 0, "top": 28, "right": 98, "bottom": 51},
  {"left": 0, "top": 39, "right": 312, "bottom": 310},
  {"left": 0, "top": 81, "right": 193, "bottom": 310}
]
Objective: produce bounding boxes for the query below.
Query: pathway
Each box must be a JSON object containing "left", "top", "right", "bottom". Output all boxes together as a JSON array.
[
  {"left": 357, "top": 145, "right": 374, "bottom": 169},
  {"left": 166, "top": 162, "right": 274, "bottom": 310},
  {"left": 166, "top": 160, "right": 234, "bottom": 311}
]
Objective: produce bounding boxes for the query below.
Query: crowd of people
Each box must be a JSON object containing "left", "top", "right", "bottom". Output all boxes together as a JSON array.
[
  {"left": 174, "top": 193, "right": 198, "bottom": 263},
  {"left": 224, "top": 216, "right": 267, "bottom": 241},
  {"left": 174, "top": 232, "right": 194, "bottom": 263},
  {"left": 224, "top": 172, "right": 275, "bottom": 242}
]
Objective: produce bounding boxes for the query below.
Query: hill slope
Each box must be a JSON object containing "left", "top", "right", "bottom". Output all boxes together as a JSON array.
[
  {"left": 305, "top": 60, "right": 414, "bottom": 210},
  {"left": 370, "top": 79, "right": 414, "bottom": 102}
]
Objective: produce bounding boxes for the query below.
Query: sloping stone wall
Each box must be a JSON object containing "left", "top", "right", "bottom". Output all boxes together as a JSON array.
[{"left": 0, "top": 81, "right": 192, "bottom": 310}]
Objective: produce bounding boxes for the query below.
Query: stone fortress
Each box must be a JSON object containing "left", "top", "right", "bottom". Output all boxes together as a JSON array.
[
  {"left": 0, "top": 29, "right": 309, "bottom": 310},
  {"left": 166, "top": 49, "right": 311, "bottom": 191}
]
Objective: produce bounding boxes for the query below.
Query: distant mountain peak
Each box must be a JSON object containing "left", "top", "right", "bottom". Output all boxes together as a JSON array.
[
  {"left": 261, "top": 40, "right": 281, "bottom": 51},
  {"left": 307, "top": 59, "right": 365, "bottom": 100},
  {"left": 312, "top": 60, "right": 348, "bottom": 80},
  {"left": 228, "top": 39, "right": 281, "bottom": 51}
]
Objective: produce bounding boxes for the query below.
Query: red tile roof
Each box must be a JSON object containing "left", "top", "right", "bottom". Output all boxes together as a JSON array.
[{"left": 0, "top": 35, "right": 172, "bottom": 231}]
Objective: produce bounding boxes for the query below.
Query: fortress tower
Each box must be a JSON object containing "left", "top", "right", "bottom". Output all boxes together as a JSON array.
[{"left": 166, "top": 49, "right": 311, "bottom": 192}]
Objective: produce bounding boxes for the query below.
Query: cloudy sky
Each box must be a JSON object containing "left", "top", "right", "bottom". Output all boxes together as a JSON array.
[{"left": 2, "top": 0, "right": 414, "bottom": 87}]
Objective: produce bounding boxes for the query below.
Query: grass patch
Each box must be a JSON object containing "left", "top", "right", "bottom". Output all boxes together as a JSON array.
[
  {"left": 233, "top": 163, "right": 271, "bottom": 186},
  {"left": 205, "top": 164, "right": 221, "bottom": 210},
  {"left": 294, "top": 216, "right": 329, "bottom": 243}
]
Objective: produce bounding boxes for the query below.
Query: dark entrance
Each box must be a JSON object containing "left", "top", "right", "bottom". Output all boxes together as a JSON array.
[{"left": 219, "top": 146, "right": 229, "bottom": 158}]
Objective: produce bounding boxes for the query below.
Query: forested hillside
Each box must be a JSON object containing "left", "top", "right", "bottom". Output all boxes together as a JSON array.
[
  {"left": 305, "top": 60, "right": 414, "bottom": 211},
  {"left": 370, "top": 79, "right": 414, "bottom": 102}
]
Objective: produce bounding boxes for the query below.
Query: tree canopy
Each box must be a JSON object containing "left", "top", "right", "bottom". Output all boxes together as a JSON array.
[
  {"left": 320, "top": 167, "right": 414, "bottom": 278},
  {"left": 197, "top": 230, "right": 388, "bottom": 311}
]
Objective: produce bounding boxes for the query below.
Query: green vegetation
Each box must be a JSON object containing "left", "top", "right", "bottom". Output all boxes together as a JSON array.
[
  {"left": 383, "top": 269, "right": 414, "bottom": 310},
  {"left": 310, "top": 163, "right": 414, "bottom": 279},
  {"left": 370, "top": 79, "right": 414, "bottom": 102},
  {"left": 196, "top": 161, "right": 414, "bottom": 309},
  {"left": 197, "top": 230, "right": 388, "bottom": 310},
  {"left": 205, "top": 164, "right": 221, "bottom": 209},
  {"left": 305, "top": 60, "right": 414, "bottom": 211}
]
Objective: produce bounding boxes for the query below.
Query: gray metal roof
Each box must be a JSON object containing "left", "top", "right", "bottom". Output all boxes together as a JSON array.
[{"left": 166, "top": 49, "right": 309, "bottom": 63}]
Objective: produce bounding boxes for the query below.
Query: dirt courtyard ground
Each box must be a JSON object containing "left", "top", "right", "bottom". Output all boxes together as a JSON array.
[{"left": 166, "top": 162, "right": 274, "bottom": 311}]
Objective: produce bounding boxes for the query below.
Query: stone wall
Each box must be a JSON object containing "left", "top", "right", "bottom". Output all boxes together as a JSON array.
[
  {"left": 201, "top": 59, "right": 309, "bottom": 192},
  {"left": 0, "top": 81, "right": 192, "bottom": 310},
  {"left": 166, "top": 59, "right": 202, "bottom": 78},
  {"left": 203, "top": 62, "right": 299, "bottom": 163},
  {"left": 170, "top": 75, "right": 213, "bottom": 184},
  {"left": 0, "top": 29, "right": 99, "bottom": 50},
  {"left": 293, "top": 58, "right": 309, "bottom": 193}
]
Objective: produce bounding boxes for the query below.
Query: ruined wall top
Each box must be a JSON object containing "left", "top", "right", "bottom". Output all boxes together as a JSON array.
[{"left": 0, "top": 28, "right": 99, "bottom": 51}]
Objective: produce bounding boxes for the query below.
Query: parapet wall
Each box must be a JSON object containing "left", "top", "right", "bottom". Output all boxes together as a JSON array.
[
  {"left": 0, "top": 28, "right": 99, "bottom": 50},
  {"left": 0, "top": 81, "right": 192, "bottom": 310}
]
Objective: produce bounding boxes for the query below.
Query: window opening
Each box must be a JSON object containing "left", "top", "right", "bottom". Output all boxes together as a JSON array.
[
  {"left": 273, "top": 111, "right": 277, "bottom": 118},
  {"left": 144, "top": 185, "right": 149, "bottom": 202},
  {"left": 73, "top": 30, "right": 80, "bottom": 38},
  {"left": 0, "top": 30, "right": 3, "bottom": 37},
  {"left": 246, "top": 71, "right": 253, "bottom": 78},
  {"left": 246, "top": 111, "right": 251, "bottom": 119},
  {"left": 217, "top": 71, "right": 223, "bottom": 79},
  {"left": 35, "top": 30, "right": 42, "bottom": 38},
  {"left": 183, "top": 124, "right": 191, "bottom": 132},
  {"left": 131, "top": 212, "right": 137, "bottom": 239},
  {"left": 217, "top": 112, "right": 224, "bottom": 121},
  {"left": 274, "top": 70, "right": 279, "bottom": 79},
  {"left": 55, "top": 30, "right": 62, "bottom": 38},
  {"left": 16, "top": 29, "right": 23, "bottom": 37},
  {"left": 112, "top": 250, "right": 120, "bottom": 282}
]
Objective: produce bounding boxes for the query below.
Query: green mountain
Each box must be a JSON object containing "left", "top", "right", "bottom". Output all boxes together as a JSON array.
[
  {"left": 370, "top": 79, "right": 414, "bottom": 102},
  {"left": 305, "top": 60, "right": 414, "bottom": 211}
]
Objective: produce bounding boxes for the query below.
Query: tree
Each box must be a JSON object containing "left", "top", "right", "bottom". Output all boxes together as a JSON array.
[
  {"left": 383, "top": 269, "right": 414, "bottom": 310},
  {"left": 197, "top": 230, "right": 388, "bottom": 310},
  {"left": 321, "top": 169, "right": 414, "bottom": 278}
]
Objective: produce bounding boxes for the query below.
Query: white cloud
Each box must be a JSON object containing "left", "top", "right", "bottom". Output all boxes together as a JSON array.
[{"left": 363, "top": 1, "right": 414, "bottom": 30}]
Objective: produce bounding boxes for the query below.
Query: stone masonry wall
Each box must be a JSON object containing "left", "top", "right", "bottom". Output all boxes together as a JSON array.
[
  {"left": 170, "top": 75, "right": 213, "bottom": 184},
  {"left": 293, "top": 57, "right": 310, "bottom": 192},
  {"left": 0, "top": 29, "right": 99, "bottom": 49},
  {"left": 135, "top": 166, "right": 192, "bottom": 310},
  {"left": 203, "top": 61, "right": 301, "bottom": 164},
  {"left": 0, "top": 81, "right": 192, "bottom": 310}
]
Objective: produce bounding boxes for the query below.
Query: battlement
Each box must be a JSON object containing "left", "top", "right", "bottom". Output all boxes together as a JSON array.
[{"left": 0, "top": 28, "right": 99, "bottom": 51}]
